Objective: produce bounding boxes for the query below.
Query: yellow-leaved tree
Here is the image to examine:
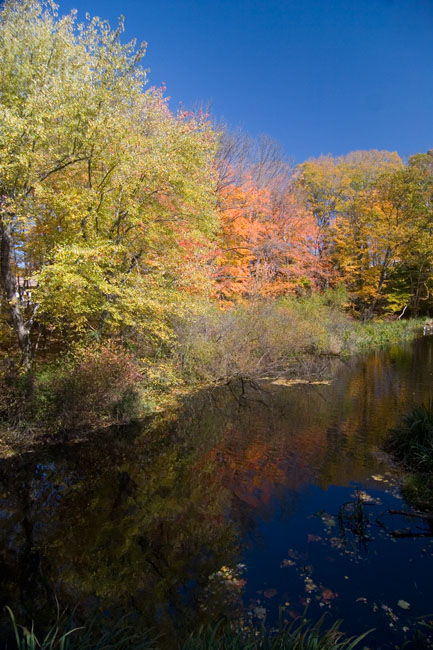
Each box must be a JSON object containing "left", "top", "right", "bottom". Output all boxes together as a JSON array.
[{"left": 0, "top": 0, "right": 218, "bottom": 369}]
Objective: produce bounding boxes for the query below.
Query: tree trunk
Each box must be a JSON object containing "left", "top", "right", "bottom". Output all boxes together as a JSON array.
[{"left": 0, "top": 218, "right": 32, "bottom": 370}]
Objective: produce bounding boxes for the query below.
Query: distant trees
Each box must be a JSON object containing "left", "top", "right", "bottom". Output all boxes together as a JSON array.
[
  {"left": 213, "top": 140, "right": 433, "bottom": 317},
  {"left": 296, "top": 151, "right": 433, "bottom": 317}
]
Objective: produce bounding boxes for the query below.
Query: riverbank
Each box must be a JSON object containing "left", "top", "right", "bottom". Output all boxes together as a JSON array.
[{"left": 0, "top": 294, "right": 426, "bottom": 455}]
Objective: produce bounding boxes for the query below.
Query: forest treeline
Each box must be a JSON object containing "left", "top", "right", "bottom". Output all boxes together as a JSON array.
[{"left": 0, "top": 1, "right": 430, "bottom": 432}]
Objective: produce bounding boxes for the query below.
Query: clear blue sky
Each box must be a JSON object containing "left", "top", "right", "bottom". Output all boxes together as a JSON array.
[{"left": 59, "top": 0, "right": 433, "bottom": 163}]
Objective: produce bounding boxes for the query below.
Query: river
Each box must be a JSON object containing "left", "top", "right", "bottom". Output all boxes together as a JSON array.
[{"left": 0, "top": 335, "right": 432, "bottom": 648}]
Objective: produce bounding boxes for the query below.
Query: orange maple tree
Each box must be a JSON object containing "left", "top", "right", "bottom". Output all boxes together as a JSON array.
[{"left": 214, "top": 171, "right": 332, "bottom": 301}]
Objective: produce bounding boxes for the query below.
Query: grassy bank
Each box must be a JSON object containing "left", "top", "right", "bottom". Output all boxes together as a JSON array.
[
  {"left": 386, "top": 403, "right": 433, "bottom": 512},
  {"left": 0, "top": 291, "right": 425, "bottom": 446}
]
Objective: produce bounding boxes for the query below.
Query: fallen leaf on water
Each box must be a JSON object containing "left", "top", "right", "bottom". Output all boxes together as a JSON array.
[
  {"left": 307, "top": 534, "right": 322, "bottom": 543},
  {"left": 321, "top": 586, "right": 338, "bottom": 604},
  {"left": 320, "top": 514, "right": 336, "bottom": 527},
  {"left": 264, "top": 588, "right": 277, "bottom": 599},
  {"left": 397, "top": 600, "right": 411, "bottom": 610},
  {"left": 352, "top": 490, "right": 381, "bottom": 504},
  {"left": 381, "top": 604, "right": 398, "bottom": 621},
  {"left": 304, "top": 577, "right": 318, "bottom": 593},
  {"left": 253, "top": 606, "right": 266, "bottom": 619},
  {"left": 329, "top": 537, "right": 344, "bottom": 549}
]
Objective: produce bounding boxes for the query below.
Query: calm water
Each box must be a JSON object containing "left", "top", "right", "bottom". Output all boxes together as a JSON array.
[{"left": 0, "top": 336, "right": 433, "bottom": 648}]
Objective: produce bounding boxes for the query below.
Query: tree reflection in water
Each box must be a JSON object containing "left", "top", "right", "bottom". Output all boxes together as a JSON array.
[{"left": 0, "top": 336, "right": 432, "bottom": 647}]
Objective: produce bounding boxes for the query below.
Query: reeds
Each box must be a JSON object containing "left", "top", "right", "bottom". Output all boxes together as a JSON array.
[
  {"left": 5, "top": 608, "right": 156, "bottom": 650},
  {"left": 5, "top": 609, "right": 370, "bottom": 650},
  {"left": 387, "top": 402, "right": 433, "bottom": 474},
  {"left": 183, "top": 617, "right": 371, "bottom": 649}
]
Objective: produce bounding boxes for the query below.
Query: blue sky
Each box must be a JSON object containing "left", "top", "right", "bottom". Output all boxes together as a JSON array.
[{"left": 59, "top": 0, "right": 433, "bottom": 163}]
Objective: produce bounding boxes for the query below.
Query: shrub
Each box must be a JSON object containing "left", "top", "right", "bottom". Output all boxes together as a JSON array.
[
  {"left": 32, "top": 344, "right": 144, "bottom": 432},
  {"left": 174, "top": 293, "right": 361, "bottom": 384}
]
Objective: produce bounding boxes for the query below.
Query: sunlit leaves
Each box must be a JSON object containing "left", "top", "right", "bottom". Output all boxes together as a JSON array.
[{"left": 0, "top": 0, "right": 218, "bottom": 357}]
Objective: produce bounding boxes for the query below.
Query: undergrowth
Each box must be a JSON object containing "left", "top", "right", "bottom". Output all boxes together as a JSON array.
[{"left": 174, "top": 294, "right": 423, "bottom": 385}]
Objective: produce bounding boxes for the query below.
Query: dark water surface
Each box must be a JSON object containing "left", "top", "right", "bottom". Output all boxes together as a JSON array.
[{"left": 1, "top": 336, "right": 433, "bottom": 648}]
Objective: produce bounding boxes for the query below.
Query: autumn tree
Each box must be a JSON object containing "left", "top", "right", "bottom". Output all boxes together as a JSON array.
[
  {"left": 297, "top": 151, "right": 410, "bottom": 315},
  {"left": 384, "top": 153, "right": 433, "bottom": 316},
  {"left": 0, "top": 0, "right": 218, "bottom": 368},
  {"left": 214, "top": 131, "right": 329, "bottom": 300}
]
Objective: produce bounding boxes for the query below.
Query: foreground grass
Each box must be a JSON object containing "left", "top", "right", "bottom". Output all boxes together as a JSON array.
[
  {"left": 386, "top": 402, "right": 433, "bottom": 512},
  {"left": 7, "top": 609, "right": 433, "bottom": 649},
  {"left": 6, "top": 609, "right": 370, "bottom": 650}
]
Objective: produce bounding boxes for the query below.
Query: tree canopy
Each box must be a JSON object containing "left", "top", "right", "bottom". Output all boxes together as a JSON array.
[
  {"left": 1, "top": 0, "right": 433, "bottom": 376},
  {"left": 0, "top": 0, "right": 217, "bottom": 367}
]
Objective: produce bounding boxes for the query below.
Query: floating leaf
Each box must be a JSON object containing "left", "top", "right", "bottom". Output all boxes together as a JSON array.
[
  {"left": 253, "top": 606, "right": 266, "bottom": 619},
  {"left": 398, "top": 599, "right": 411, "bottom": 610},
  {"left": 321, "top": 586, "right": 338, "bottom": 604}
]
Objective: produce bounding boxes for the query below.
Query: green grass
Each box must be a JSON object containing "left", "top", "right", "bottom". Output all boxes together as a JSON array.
[
  {"left": 9, "top": 608, "right": 433, "bottom": 650},
  {"left": 182, "top": 618, "right": 370, "bottom": 650},
  {"left": 352, "top": 318, "right": 424, "bottom": 350},
  {"left": 386, "top": 402, "right": 433, "bottom": 512},
  {"left": 5, "top": 609, "right": 371, "bottom": 650},
  {"left": 387, "top": 402, "right": 433, "bottom": 474},
  {"left": 5, "top": 608, "right": 157, "bottom": 650}
]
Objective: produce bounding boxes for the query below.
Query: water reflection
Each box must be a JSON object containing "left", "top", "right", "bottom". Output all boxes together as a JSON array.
[{"left": 0, "top": 336, "right": 432, "bottom": 647}]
